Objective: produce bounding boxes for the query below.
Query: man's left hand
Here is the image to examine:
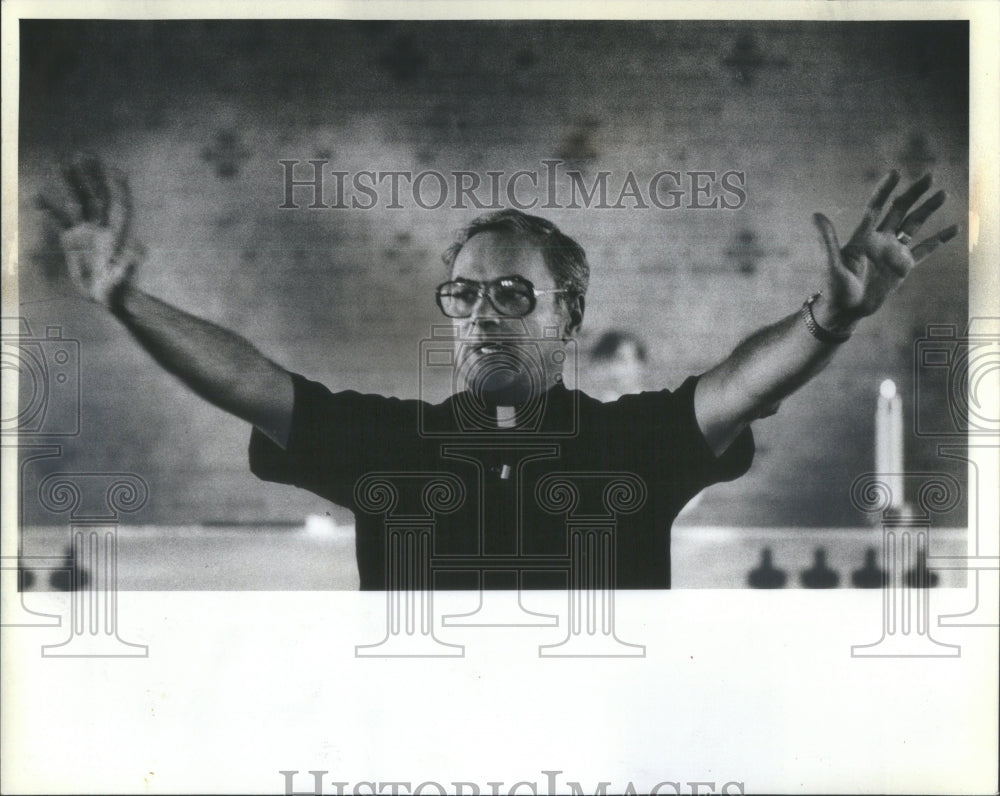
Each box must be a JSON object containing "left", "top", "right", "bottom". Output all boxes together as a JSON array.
[{"left": 811, "top": 171, "right": 958, "bottom": 333}]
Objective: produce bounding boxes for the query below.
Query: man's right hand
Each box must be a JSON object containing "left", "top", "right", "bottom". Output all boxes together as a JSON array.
[
  {"left": 38, "top": 152, "right": 294, "bottom": 446},
  {"left": 39, "top": 153, "right": 144, "bottom": 308}
]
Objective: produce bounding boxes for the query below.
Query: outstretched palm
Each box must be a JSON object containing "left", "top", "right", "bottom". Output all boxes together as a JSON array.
[
  {"left": 39, "top": 153, "right": 143, "bottom": 307},
  {"left": 813, "top": 171, "right": 958, "bottom": 326}
]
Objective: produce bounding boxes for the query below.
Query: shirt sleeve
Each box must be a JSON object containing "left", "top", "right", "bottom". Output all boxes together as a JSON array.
[
  {"left": 248, "top": 373, "right": 416, "bottom": 509},
  {"left": 612, "top": 375, "right": 755, "bottom": 506}
]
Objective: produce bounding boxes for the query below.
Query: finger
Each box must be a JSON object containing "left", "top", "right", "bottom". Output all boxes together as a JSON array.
[
  {"left": 813, "top": 212, "right": 844, "bottom": 274},
  {"left": 101, "top": 242, "right": 144, "bottom": 304},
  {"left": 80, "top": 154, "right": 112, "bottom": 226},
  {"left": 62, "top": 153, "right": 108, "bottom": 224},
  {"left": 60, "top": 229, "right": 93, "bottom": 283},
  {"left": 97, "top": 256, "right": 133, "bottom": 297},
  {"left": 911, "top": 224, "right": 959, "bottom": 265},
  {"left": 62, "top": 159, "right": 97, "bottom": 223},
  {"left": 876, "top": 173, "right": 933, "bottom": 233},
  {"left": 856, "top": 170, "right": 901, "bottom": 236},
  {"left": 105, "top": 169, "right": 132, "bottom": 255},
  {"left": 897, "top": 189, "right": 947, "bottom": 240},
  {"left": 118, "top": 239, "right": 146, "bottom": 269},
  {"left": 35, "top": 194, "right": 76, "bottom": 229}
]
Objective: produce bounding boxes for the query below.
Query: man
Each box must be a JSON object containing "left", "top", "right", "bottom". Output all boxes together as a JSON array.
[
  {"left": 43, "top": 155, "right": 957, "bottom": 589},
  {"left": 588, "top": 330, "right": 649, "bottom": 401}
]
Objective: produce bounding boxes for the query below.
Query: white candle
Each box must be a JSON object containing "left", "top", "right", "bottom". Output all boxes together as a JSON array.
[{"left": 876, "top": 379, "right": 905, "bottom": 509}]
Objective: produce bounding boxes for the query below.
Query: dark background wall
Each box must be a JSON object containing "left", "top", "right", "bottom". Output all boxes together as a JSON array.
[{"left": 16, "top": 20, "right": 969, "bottom": 528}]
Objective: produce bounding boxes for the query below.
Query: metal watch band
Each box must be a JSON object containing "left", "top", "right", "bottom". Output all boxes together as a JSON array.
[{"left": 801, "top": 293, "right": 852, "bottom": 344}]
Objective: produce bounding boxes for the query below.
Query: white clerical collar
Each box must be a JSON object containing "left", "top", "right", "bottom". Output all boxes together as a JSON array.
[{"left": 495, "top": 406, "right": 517, "bottom": 429}]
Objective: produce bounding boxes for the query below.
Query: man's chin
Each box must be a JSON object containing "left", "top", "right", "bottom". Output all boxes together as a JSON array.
[{"left": 461, "top": 357, "right": 539, "bottom": 407}]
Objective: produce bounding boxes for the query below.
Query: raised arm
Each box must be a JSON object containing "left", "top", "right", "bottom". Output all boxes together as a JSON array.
[
  {"left": 694, "top": 171, "right": 958, "bottom": 456},
  {"left": 41, "top": 154, "right": 293, "bottom": 446}
]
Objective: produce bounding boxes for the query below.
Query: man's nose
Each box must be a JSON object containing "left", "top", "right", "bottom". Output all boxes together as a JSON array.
[{"left": 468, "top": 290, "right": 501, "bottom": 325}]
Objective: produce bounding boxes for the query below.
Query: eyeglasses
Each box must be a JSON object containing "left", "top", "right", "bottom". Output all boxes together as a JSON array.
[{"left": 435, "top": 276, "right": 570, "bottom": 319}]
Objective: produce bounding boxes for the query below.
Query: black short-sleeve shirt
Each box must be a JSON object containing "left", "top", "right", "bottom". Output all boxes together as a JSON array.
[{"left": 249, "top": 375, "right": 753, "bottom": 589}]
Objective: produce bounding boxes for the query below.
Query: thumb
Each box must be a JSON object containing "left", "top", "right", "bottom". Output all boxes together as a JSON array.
[
  {"left": 119, "top": 239, "right": 146, "bottom": 268},
  {"left": 812, "top": 212, "right": 843, "bottom": 275},
  {"left": 59, "top": 227, "right": 92, "bottom": 284}
]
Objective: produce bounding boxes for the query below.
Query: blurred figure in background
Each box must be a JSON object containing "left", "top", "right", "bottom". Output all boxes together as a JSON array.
[{"left": 588, "top": 330, "right": 648, "bottom": 401}]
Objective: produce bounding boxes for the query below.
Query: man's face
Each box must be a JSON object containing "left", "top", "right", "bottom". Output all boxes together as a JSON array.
[{"left": 448, "top": 230, "right": 577, "bottom": 405}]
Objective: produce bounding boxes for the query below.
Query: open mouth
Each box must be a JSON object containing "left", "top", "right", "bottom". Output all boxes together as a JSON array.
[
  {"left": 455, "top": 338, "right": 548, "bottom": 407},
  {"left": 468, "top": 340, "right": 517, "bottom": 356}
]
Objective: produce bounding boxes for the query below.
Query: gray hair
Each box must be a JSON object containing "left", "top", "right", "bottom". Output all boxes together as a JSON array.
[{"left": 441, "top": 208, "right": 590, "bottom": 299}]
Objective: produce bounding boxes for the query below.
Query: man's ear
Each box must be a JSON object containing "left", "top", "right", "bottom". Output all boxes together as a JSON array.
[{"left": 564, "top": 294, "right": 585, "bottom": 339}]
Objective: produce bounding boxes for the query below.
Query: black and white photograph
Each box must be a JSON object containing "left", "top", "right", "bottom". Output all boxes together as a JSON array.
[{"left": 2, "top": 1, "right": 997, "bottom": 794}]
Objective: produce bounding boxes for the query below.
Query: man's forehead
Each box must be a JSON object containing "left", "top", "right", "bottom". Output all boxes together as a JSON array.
[{"left": 451, "top": 229, "right": 548, "bottom": 278}]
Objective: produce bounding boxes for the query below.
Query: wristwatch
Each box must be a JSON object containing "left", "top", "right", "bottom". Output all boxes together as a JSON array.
[{"left": 801, "top": 293, "right": 852, "bottom": 344}]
